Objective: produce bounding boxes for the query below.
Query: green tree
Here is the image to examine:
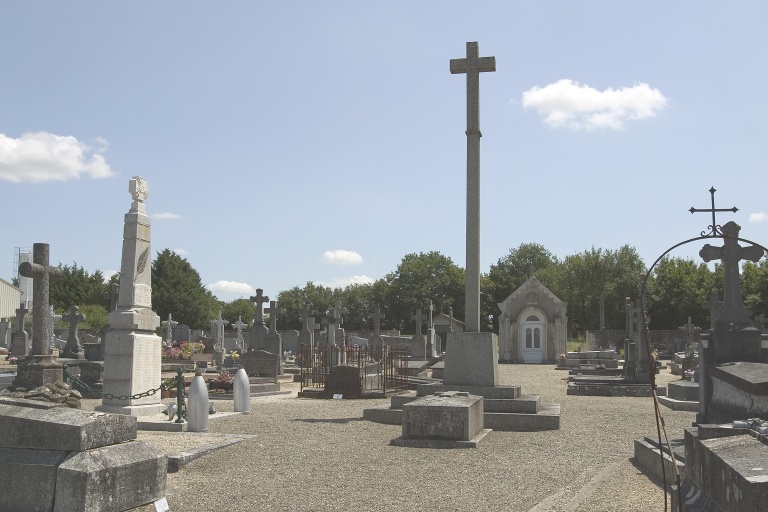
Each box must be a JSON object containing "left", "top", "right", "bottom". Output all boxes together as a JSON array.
[
  {"left": 219, "top": 298, "right": 255, "bottom": 328},
  {"left": 77, "top": 304, "right": 109, "bottom": 331},
  {"left": 276, "top": 282, "right": 337, "bottom": 331},
  {"left": 742, "top": 258, "right": 768, "bottom": 320},
  {"left": 556, "top": 246, "right": 646, "bottom": 334},
  {"left": 646, "top": 257, "right": 715, "bottom": 329},
  {"left": 49, "top": 263, "right": 110, "bottom": 311},
  {"left": 151, "top": 249, "right": 219, "bottom": 330},
  {"left": 385, "top": 251, "right": 465, "bottom": 333}
]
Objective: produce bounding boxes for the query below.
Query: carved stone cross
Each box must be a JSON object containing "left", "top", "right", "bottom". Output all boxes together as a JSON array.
[
  {"left": 330, "top": 301, "right": 347, "bottom": 327},
  {"left": 161, "top": 313, "right": 178, "bottom": 346},
  {"left": 250, "top": 289, "right": 269, "bottom": 325},
  {"left": 451, "top": 41, "right": 496, "bottom": 333},
  {"left": 266, "top": 301, "right": 281, "bottom": 334},
  {"left": 701, "top": 290, "right": 722, "bottom": 330},
  {"left": 369, "top": 307, "right": 386, "bottom": 337},
  {"left": 18, "top": 243, "right": 63, "bottom": 355},
  {"left": 300, "top": 303, "right": 313, "bottom": 333},
  {"left": 210, "top": 311, "right": 229, "bottom": 351},
  {"left": 411, "top": 308, "right": 427, "bottom": 336},
  {"left": 699, "top": 221, "right": 764, "bottom": 326},
  {"left": 62, "top": 305, "right": 85, "bottom": 357},
  {"left": 231, "top": 315, "right": 247, "bottom": 351}
]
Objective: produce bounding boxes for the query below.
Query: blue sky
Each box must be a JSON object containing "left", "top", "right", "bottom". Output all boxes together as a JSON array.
[{"left": 2, "top": 2, "right": 767, "bottom": 302}]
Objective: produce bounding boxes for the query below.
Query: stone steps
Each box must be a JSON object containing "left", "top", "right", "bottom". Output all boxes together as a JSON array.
[{"left": 633, "top": 435, "right": 686, "bottom": 487}]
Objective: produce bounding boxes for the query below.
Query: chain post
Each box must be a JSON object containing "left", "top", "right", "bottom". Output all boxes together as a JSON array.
[{"left": 175, "top": 366, "right": 185, "bottom": 423}]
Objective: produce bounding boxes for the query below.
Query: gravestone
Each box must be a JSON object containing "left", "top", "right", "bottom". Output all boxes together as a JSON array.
[
  {"left": 249, "top": 289, "right": 269, "bottom": 350},
  {"left": 0, "top": 396, "right": 166, "bottom": 511},
  {"left": 210, "top": 310, "right": 229, "bottom": 353},
  {"left": 410, "top": 308, "right": 427, "bottom": 360},
  {"left": 60, "top": 305, "right": 85, "bottom": 359},
  {"left": 231, "top": 315, "right": 247, "bottom": 351},
  {"left": 368, "top": 306, "right": 386, "bottom": 349},
  {"left": 97, "top": 177, "right": 164, "bottom": 416},
  {"left": 0, "top": 318, "right": 10, "bottom": 348},
  {"left": 241, "top": 349, "right": 279, "bottom": 378},
  {"left": 282, "top": 329, "right": 300, "bottom": 354},
  {"left": 10, "top": 305, "right": 29, "bottom": 358},
  {"left": 173, "top": 323, "right": 191, "bottom": 343},
  {"left": 161, "top": 313, "right": 177, "bottom": 347},
  {"left": 264, "top": 301, "right": 283, "bottom": 374},
  {"left": 13, "top": 243, "right": 64, "bottom": 389}
]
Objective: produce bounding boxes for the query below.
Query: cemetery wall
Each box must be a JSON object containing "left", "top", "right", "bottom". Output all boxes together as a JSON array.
[{"left": 586, "top": 329, "right": 701, "bottom": 356}]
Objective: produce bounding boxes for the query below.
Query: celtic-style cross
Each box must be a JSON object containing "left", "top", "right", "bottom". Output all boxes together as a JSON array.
[{"left": 689, "top": 187, "right": 738, "bottom": 237}]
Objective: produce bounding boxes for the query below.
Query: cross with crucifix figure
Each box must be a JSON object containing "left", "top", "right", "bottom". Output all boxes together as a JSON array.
[
  {"left": 18, "top": 243, "right": 63, "bottom": 355},
  {"left": 266, "top": 301, "right": 281, "bottom": 334},
  {"left": 61, "top": 305, "right": 85, "bottom": 358},
  {"left": 369, "top": 306, "right": 386, "bottom": 337},
  {"left": 161, "top": 313, "right": 178, "bottom": 347},
  {"left": 451, "top": 41, "right": 496, "bottom": 333},
  {"left": 699, "top": 221, "right": 764, "bottom": 327},
  {"left": 211, "top": 311, "right": 229, "bottom": 351},
  {"left": 250, "top": 288, "right": 269, "bottom": 326},
  {"left": 231, "top": 316, "right": 247, "bottom": 350}
]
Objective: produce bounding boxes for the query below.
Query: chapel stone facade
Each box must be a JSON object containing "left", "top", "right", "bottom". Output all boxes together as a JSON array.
[{"left": 498, "top": 276, "right": 567, "bottom": 364}]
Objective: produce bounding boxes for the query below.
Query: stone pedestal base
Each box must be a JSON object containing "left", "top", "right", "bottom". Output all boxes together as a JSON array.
[
  {"left": 12, "top": 355, "right": 63, "bottom": 390},
  {"left": 444, "top": 332, "right": 498, "bottom": 387}
]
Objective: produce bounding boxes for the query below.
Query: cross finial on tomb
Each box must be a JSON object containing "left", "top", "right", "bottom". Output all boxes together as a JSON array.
[
  {"left": 699, "top": 221, "right": 764, "bottom": 326},
  {"left": 266, "top": 301, "right": 281, "bottom": 333},
  {"left": 689, "top": 187, "right": 738, "bottom": 237},
  {"left": 250, "top": 289, "right": 269, "bottom": 325},
  {"left": 369, "top": 306, "right": 386, "bottom": 336}
]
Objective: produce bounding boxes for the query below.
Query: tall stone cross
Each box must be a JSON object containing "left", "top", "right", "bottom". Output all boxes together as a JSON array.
[
  {"left": 14, "top": 304, "right": 28, "bottom": 334},
  {"left": 699, "top": 221, "right": 764, "bottom": 327},
  {"left": 62, "top": 305, "right": 85, "bottom": 357},
  {"left": 161, "top": 313, "right": 178, "bottom": 347},
  {"left": 18, "top": 243, "right": 63, "bottom": 355},
  {"left": 411, "top": 308, "right": 427, "bottom": 336},
  {"left": 250, "top": 289, "right": 269, "bottom": 326},
  {"left": 211, "top": 311, "right": 229, "bottom": 351},
  {"left": 300, "top": 304, "right": 313, "bottom": 333},
  {"left": 331, "top": 301, "right": 348, "bottom": 327},
  {"left": 451, "top": 41, "right": 496, "bottom": 333},
  {"left": 266, "top": 301, "right": 281, "bottom": 334},
  {"left": 369, "top": 307, "right": 386, "bottom": 337}
]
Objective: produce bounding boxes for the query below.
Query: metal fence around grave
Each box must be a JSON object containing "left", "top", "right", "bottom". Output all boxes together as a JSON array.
[{"left": 299, "top": 344, "right": 409, "bottom": 396}]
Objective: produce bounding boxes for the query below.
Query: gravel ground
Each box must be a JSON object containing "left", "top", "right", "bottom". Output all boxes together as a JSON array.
[{"left": 90, "top": 365, "right": 692, "bottom": 512}]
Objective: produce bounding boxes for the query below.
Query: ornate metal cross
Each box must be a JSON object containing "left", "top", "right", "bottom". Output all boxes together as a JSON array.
[{"left": 689, "top": 187, "right": 738, "bottom": 237}]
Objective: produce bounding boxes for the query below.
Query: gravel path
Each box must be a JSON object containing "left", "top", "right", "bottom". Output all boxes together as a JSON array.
[{"left": 94, "top": 365, "right": 693, "bottom": 512}]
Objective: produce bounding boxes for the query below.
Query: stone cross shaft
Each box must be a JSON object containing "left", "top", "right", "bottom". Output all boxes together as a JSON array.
[
  {"left": 701, "top": 291, "right": 722, "bottom": 330},
  {"left": 369, "top": 307, "right": 386, "bottom": 336},
  {"left": 300, "top": 304, "right": 313, "bottom": 333},
  {"left": 266, "top": 301, "right": 281, "bottom": 333},
  {"left": 250, "top": 289, "right": 269, "bottom": 325},
  {"left": 451, "top": 41, "right": 495, "bottom": 333},
  {"left": 18, "top": 243, "right": 63, "bottom": 355},
  {"left": 331, "top": 302, "right": 348, "bottom": 326},
  {"left": 231, "top": 316, "right": 247, "bottom": 350},
  {"left": 699, "top": 221, "right": 763, "bottom": 326},
  {"left": 161, "top": 313, "right": 178, "bottom": 346}
]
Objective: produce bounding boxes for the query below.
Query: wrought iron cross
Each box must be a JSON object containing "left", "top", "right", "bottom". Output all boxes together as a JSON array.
[{"left": 689, "top": 187, "right": 738, "bottom": 237}]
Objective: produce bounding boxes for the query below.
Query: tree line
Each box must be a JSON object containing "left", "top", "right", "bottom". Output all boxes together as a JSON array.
[{"left": 36, "top": 243, "right": 768, "bottom": 336}]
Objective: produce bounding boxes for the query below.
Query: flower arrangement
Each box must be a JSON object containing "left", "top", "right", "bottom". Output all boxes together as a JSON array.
[
  {"left": 211, "top": 371, "right": 234, "bottom": 384},
  {"left": 230, "top": 350, "right": 240, "bottom": 361},
  {"left": 161, "top": 340, "right": 204, "bottom": 359},
  {"left": 7, "top": 356, "right": 18, "bottom": 365}
]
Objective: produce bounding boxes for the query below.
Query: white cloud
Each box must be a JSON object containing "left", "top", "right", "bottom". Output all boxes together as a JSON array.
[
  {"left": 102, "top": 270, "right": 119, "bottom": 283},
  {"left": 322, "top": 249, "right": 363, "bottom": 265},
  {"left": 522, "top": 79, "right": 668, "bottom": 130},
  {"left": 0, "top": 131, "right": 116, "bottom": 183},
  {"left": 319, "top": 275, "right": 375, "bottom": 289},
  {"left": 172, "top": 248, "right": 188, "bottom": 256},
  {"left": 152, "top": 212, "right": 183, "bottom": 220},
  {"left": 207, "top": 280, "right": 256, "bottom": 295},
  {"left": 748, "top": 212, "right": 768, "bottom": 223}
]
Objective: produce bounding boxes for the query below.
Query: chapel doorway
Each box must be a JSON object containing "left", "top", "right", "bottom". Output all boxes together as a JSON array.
[{"left": 521, "top": 314, "right": 545, "bottom": 363}]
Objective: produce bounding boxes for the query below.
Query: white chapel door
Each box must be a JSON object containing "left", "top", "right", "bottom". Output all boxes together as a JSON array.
[{"left": 521, "top": 314, "right": 545, "bottom": 363}]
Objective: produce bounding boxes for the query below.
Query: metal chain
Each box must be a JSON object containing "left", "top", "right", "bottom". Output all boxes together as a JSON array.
[{"left": 63, "top": 366, "right": 176, "bottom": 401}]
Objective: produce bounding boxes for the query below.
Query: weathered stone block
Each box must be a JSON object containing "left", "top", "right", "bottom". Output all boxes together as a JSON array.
[
  {"left": 401, "top": 391, "right": 483, "bottom": 441},
  {"left": 55, "top": 441, "right": 167, "bottom": 512},
  {"left": 0, "top": 397, "right": 136, "bottom": 451},
  {"left": 443, "top": 332, "right": 498, "bottom": 387},
  {"left": 0, "top": 447, "right": 67, "bottom": 512}
]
